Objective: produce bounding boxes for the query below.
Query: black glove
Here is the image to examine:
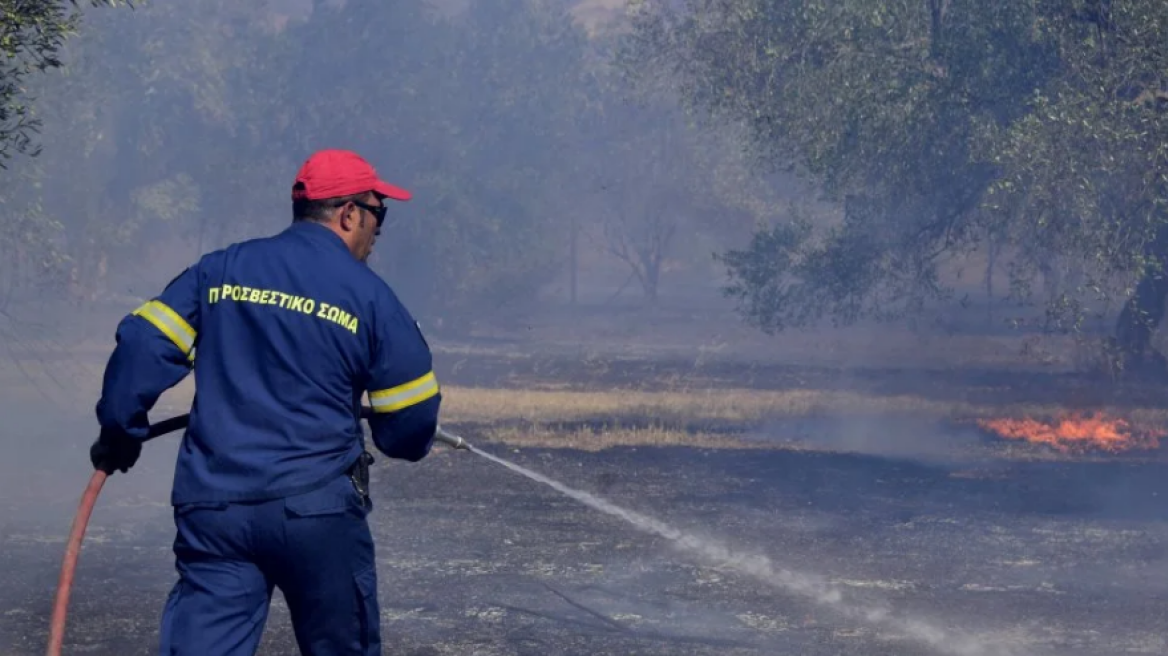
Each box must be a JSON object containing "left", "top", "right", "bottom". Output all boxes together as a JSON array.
[{"left": 90, "top": 428, "right": 142, "bottom": 475}]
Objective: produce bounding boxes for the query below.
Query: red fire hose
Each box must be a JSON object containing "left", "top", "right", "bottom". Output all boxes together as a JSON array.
[
  {"left": 46, "top": 408, "right": 378, "bottom": 656},
  {"left": 46, "top": 469, "right": 108, "bottom": 656},
  {"left": 46, "top": 413, "right": 190, "bottom": 656}
]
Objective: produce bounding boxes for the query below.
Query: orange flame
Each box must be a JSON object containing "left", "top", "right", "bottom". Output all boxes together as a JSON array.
[{"left": 976, "top": 411, "right": 1166, "bottom": 454}]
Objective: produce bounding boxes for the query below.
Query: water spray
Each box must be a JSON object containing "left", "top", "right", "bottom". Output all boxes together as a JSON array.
[
  {"left": 46, "top": 409, "right": 469, "bottom": 656},
  {"left": 467, "top": 447, "right": 1027, "bottom": 656}
]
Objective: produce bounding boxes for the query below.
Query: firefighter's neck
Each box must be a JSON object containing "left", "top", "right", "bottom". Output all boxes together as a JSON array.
[
  {"left": 323, "top": 215, "right": 372, "bottom": 263},
  {"left": 305, "top": 218, "right": 354, "bottom": 258}
]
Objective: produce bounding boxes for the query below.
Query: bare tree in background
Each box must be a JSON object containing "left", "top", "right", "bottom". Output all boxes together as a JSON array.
[
  {"left": 591, "top": 81, "right": 717, "bottom": 305},
  {"left": 601, "top": 189, "right": 681, "bottom": 305}
]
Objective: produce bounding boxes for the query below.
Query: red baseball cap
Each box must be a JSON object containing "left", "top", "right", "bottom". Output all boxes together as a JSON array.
[{"left": 291, "top": 149, "right": 411, "bottom": 202}]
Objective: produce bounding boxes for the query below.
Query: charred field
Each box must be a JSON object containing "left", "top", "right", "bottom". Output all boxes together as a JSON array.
[{"left": 2, "top": 332, "right": 1167, "bottom": 656}]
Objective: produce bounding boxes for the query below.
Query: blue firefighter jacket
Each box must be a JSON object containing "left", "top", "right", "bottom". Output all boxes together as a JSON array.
[{"left": 95, "top": 221, "right": 442, "bottom": 506}]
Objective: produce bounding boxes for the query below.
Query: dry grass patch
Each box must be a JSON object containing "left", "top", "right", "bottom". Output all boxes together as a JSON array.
[
  {"left": 442, "top": 385, "right": 1168, "bottom": 455},
  {"left": 133, "top": 382, "right": 1168, "bottom": 456},
  {"left": 440, "top": 385, "right": 1168, "bottom": 426},
  {"left": 480, "top": 424, "right": 769, "bottom": 451}
]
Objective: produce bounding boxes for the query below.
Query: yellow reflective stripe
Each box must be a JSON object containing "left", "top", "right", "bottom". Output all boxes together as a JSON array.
[
  {"left": 132, "top": 300, "right": 196, "bottom": 360},
  {"left": 369, "top": 371, "right": 439, "bottom": 413}
]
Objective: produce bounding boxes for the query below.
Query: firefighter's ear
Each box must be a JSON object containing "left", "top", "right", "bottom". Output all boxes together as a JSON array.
[{"left": 338, "top": 202, "right": 357, "bottom": 232}]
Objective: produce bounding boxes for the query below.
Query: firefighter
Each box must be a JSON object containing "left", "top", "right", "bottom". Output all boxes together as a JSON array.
[{"left": 89, "top": 149, "right": 442, "bottom": 655}]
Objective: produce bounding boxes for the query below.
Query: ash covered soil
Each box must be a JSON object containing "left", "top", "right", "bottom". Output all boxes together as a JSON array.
[{"left": 2, "top": 423, "right": 1166, "bottom": 656}]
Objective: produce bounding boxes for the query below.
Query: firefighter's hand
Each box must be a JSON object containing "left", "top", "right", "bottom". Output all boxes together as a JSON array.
[{"left": 90, "top": 428, "right": 142, "bottom": 475}]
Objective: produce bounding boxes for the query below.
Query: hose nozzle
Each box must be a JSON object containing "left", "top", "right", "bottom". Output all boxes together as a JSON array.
[{"left": 435, "top": 426, "right": 470, "bottom": 450}]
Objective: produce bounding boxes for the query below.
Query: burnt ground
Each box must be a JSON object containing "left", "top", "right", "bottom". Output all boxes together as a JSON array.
[
  {"left": 2, "top": 418, "right": 1167, "bottom": 656},
  {"left": 2, "top": 334, "right": 1168, "bottom": 656}
]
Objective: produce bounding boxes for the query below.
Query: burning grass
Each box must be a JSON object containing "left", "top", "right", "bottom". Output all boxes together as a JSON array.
[
  {"left": 976, "top": 412, "right": 1167, "bottom": 454},
  {"left": 438, "top": 386, "right": 1168, "bottom": 454}
]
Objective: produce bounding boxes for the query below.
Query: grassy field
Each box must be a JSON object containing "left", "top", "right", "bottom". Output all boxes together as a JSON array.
[
  {"left": 434, "top": 382, "right": 1168, "bottom": 462},
  {"left": 5, "top": 300, "right": 1168, "bottom": 461},
  {"left": 111, "top": 349, "right": 1168, "bottom": 463}
]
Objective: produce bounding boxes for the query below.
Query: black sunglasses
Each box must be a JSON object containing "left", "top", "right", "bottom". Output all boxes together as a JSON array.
[{"left": 349, "top": 199, "right": 387, "bottom": 227}]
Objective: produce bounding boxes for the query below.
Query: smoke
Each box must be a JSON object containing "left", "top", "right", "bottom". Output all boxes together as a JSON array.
[
  {"left": 0, "top": 313, "right": 185, "bottom": 529},
  {"left": 469, "top": 445, "right": 1032, "bottom": 656},
  {"left": 751, "top": 413, "right": 989, "bottom": 468}
]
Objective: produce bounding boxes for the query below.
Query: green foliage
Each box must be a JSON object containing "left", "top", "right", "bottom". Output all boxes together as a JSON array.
[
  {"left": 5, "top": 0, "right": 287, "bottom": 297},
  {"left": 625, "top": 0, "right": 1168, "bottom": 363},
  {"left": 715, "top": 212, "right": 814, "bottom": 333},
  {"left": 985, "top": 1, "right": 1168, "bottom": 294},
  {"left": 0, "top": 1, "right": 127, "bottom": 302},
  {"left": 0, "top": 0, "right": 127, "bottom": 164}
]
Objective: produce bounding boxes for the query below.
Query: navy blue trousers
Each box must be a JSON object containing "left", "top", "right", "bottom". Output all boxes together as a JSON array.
[{"left": 157, "top": 473, "right": 380, "bottom": 655}]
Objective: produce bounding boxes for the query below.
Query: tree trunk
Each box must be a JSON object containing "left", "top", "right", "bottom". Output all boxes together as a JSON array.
[
  {"left": 642, "top": 255, "right": 660, "bottom": 305},
  {"left": 985, "top": 238, "right": 997, "bottom": 327},
  {"left": 1114, "top": 273, "right": 1168, "bottom": 359},
  {"left": 0, "top": 244, "right": 13, "bottom": 311},
  {"left": 96, "top": 251, "right": 109, "bottom": 301},
  {"left": 569, "top": 213, "right": 577, "bottom": 306},
  {"left": 68, "top": 260, "right": 83, "bottom": 301},
  {"left": 1114, "top": 228, "right": 1168, "bottom": 376},
  {"left": 1040, "top": 255, "right": 1061, "bottom": 303}
]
